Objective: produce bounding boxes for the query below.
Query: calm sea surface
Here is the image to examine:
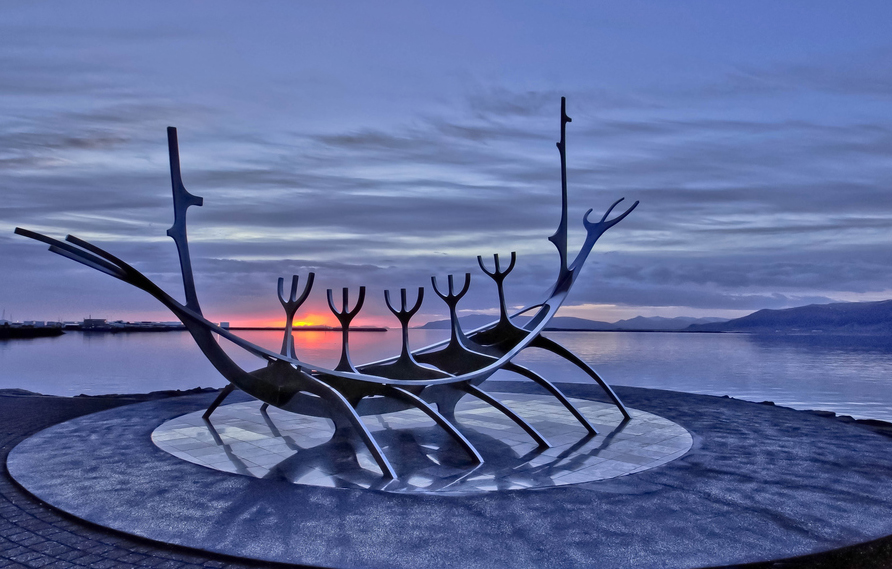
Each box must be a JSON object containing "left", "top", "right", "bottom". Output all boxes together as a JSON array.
[{"left": 2, "top": 330, "right": 891, "bottom": 422}]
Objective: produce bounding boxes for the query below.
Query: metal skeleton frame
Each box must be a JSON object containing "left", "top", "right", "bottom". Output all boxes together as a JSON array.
[{"left": 16, "top": 97, "right": 638, "bottom": 480}]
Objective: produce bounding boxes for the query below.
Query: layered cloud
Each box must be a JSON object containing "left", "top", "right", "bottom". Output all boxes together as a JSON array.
[{"left": 1, "top": 3, "right": 891, "bottom": 325}]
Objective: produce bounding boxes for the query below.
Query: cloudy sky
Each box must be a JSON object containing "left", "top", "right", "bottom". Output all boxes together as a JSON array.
[{"left": 1, "top": 2, "right": 891, "bottom": 327}]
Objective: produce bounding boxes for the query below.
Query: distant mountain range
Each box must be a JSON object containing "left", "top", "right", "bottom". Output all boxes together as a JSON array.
[
  {"left": 419, "top": 300, "right": 892, "bottom": 335},
  {"left": 613, "top": 316, "right": 728, "bottom": 331},
  {"left": 418, "top": 314, "right": 726, "bottom": 331},
  {"left": 686, "top": 300, "right": 892, "bottom": 335}
]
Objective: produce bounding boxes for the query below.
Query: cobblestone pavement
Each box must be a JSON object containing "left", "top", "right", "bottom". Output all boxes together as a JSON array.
[
  {"left": 2, "top": 389, "right": 892, "bottom": 569},
  {"left": 0, "top": 391, "right": 311, "bottom": 569}
]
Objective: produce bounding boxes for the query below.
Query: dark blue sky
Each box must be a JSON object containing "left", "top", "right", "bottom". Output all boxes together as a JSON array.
[{"left": 2, "top": 2, "right": 891, "bottom": 326}]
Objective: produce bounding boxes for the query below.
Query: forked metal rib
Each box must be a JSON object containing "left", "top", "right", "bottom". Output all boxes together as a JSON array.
[
  {"left": 327, "top": 286, "right": 365, "bottom": 373},
  {"left": 473, "top": 252, "right": 523, "bottom": 345},
  {"left": 278, "top": 274, "right": 315, "bottom": 360}
]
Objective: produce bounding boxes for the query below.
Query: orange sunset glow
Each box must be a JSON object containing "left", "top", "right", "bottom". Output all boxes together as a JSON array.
[
  {"left": 264, "top": 313, "right": 336, "bottom": 328},
  {"left": 236, "top": 313, "right": 392, "bottom": 329}
]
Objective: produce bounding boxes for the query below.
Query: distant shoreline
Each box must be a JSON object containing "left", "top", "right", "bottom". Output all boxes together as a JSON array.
[
  {"left": 59, "top": 325, "right": 892, "bottom": 335},
  {"left": 17, "top": 327, "right": 892, "bottom": 336},
  {"left": 0, "top": 327, "right": 64, "bottom": 340}
]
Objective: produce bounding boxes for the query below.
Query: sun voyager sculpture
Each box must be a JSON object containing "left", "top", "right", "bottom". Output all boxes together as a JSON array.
[{"left": 16, "top": 98, "right": 638, "bottom": 479}]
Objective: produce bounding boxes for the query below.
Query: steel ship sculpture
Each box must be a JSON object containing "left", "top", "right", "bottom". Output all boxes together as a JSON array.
[{"left": 16, "top": 98, "right": 638, "bottom": 479}]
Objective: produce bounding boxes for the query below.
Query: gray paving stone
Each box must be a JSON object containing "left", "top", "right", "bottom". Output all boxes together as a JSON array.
[
  {"left": 0, "top": 393, "right": 275, "bottom": 569},
  {"left": 42, "top": 561, "right": 77, "bottom": 569},
  {"left": 4, "top": 385, "right": 892, "bottom": 568}
]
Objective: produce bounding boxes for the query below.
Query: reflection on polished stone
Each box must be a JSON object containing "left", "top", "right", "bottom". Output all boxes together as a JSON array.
[{"left": 152, "top": 392, "right": 691, "bottom": 494}]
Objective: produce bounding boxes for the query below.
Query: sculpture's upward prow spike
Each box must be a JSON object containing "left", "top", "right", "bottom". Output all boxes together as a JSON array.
[
  {"left": 166, "top": 127, "right": 204, "bottom": 315},
  {"left": 548, "top": 96, "right": 572, "bottom": 282}
]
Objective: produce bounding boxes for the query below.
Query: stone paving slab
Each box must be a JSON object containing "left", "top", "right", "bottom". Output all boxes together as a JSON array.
[
  {"left": 7, "top": 383, "right": 892, "bottom": 569},
  {"left": 0, "top": 390, "right": 297, "bottom": 568}
]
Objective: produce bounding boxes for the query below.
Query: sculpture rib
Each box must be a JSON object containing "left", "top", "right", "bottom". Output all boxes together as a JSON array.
[
  {"left": 503, "top": 362, "right": 599, "bottom": 435},
  {"left": 14, "top": 98, "right": 637, "bottom": 479}
]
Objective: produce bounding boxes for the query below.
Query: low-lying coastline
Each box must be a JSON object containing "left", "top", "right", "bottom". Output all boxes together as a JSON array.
[{"left": 0, "top": 326, "right": 63, "bottom": 339}]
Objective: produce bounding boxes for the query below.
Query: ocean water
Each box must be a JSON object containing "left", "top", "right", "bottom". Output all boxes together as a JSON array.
[{"left": 2, "top": 329, "right": 891, "bottom": 422}]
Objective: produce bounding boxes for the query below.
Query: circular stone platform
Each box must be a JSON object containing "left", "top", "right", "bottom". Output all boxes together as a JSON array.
[
  {"left": 9, "top": 382, "right": 892, "bottom": 569},
  {"left": 151, "top": 394, "right": 691, "bottom": 493}
]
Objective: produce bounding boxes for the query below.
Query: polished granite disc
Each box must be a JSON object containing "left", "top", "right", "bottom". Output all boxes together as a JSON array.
[{"left": 151, "top": 394, "right": 692, "bottom": 493}]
